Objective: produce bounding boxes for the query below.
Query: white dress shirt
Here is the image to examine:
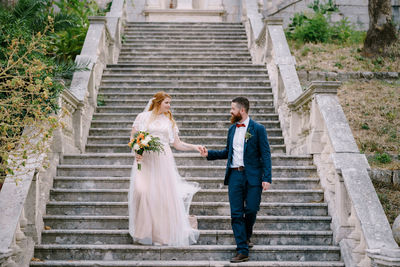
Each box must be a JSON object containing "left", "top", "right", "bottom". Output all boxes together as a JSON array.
[{"left": 231, "top": 117, "right": 250, "bottom": 168}]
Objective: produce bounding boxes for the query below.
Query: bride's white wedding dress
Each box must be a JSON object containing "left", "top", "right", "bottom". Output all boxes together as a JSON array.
[{"left": 128, "top": 111, "right": 200, "bottom": 246}]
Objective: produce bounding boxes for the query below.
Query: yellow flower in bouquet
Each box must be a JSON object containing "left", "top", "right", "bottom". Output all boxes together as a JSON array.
[{"left": 128, "top": 131, "right": 164, "bottom": 170}]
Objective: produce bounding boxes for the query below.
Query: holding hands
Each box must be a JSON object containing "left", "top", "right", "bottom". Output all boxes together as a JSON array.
[{"left": 199, "top": 146, "right": 208, "bottom": 157}]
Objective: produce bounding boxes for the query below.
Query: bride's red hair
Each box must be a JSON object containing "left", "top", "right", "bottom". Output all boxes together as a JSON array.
[{"left": 148, "top": 91, "right": 176, "bottom": 128}]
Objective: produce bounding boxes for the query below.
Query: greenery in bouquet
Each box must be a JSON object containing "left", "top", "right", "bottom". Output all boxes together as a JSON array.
[{"left": 128, "top": 131, "right": 164, "bottom": 170}]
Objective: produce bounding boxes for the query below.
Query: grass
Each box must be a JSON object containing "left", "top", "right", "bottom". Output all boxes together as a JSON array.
[
  {"left": 289, "top": 40, "right": 400, "bottom": 72},
  {"left": 337, "top": 80, "right": 400, "bottom": 170},
  {"left": 372, "top": 180, "right": 400, "bottom": 226}
]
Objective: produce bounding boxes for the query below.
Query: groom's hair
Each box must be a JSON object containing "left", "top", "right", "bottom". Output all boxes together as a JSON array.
[{"left": 232, "top": 97, "right": 250, "bottom": 113}]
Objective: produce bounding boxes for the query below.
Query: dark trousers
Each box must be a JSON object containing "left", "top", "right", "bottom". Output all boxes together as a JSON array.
[{"left": 228, "top": 169, "right": 262, "bottom": 256}]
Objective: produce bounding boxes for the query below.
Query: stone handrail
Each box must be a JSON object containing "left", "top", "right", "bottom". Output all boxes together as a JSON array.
[
  {"left": 241, "top": 4, "right": 400, "bottom": 265},
  {"left": 0, "top": 1, "right": 126, "bottom": 266}
]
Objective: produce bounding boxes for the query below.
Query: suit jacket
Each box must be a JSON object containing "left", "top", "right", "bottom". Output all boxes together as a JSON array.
[{"left": 207, "top": 119, "right": 272, "bottom": 186}]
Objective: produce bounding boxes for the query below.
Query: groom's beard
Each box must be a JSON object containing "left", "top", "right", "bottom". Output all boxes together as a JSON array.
[{"left": 230, "top": 113, "right": 242, "bottom": 124}]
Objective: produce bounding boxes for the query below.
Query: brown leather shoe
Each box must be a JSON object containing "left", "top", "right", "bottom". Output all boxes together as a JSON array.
[
  {"left": 230, "top": 253, "right": 249, "bottom": 263},
  {"left": 246, "top": 240, "right": 254, "bottom": 248}
]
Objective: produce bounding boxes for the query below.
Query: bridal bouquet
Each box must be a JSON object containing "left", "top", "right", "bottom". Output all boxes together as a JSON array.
[{"left": 128, "top": 131, "right": 164, "bottom": 170}]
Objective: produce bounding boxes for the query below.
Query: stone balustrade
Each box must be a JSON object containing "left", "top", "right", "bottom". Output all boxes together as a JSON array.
[
  {"left": 242, "top": 3, "right": 400, "bottom": 265},
  {"left": 0, "top": 1, "right": 126, "bottom": 266}
]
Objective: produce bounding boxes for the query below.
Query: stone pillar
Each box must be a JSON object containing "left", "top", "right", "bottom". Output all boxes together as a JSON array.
[{"left": 176, "top": 0, "right": 192, "bottom": 9}]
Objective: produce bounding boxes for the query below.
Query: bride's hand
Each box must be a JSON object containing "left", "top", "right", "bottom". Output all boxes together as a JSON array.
[
  {"left": 194, "top": 145, "right": 205, "bottom": 154},
  {"left": 135, "top": 154, "right": 143, "bottom": 162}
]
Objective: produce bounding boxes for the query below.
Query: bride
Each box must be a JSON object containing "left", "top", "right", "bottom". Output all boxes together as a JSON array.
[{"left": 128, "top": 91, "right": 204, "bottom": 246}]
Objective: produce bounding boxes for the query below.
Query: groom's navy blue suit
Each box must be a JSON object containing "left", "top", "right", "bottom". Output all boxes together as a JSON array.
[{"left": 207, "top": 118, "right": 272, "bottom": 256}]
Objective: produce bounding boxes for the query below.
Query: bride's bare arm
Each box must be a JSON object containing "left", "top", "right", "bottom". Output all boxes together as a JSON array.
[{"left": 173, "top": 133, "right": 204, "bottom": 153}]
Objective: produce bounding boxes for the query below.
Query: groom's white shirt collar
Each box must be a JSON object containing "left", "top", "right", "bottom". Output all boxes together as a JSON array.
[{"left": 231, "top": 117, "right": 250, "bottom": 168}]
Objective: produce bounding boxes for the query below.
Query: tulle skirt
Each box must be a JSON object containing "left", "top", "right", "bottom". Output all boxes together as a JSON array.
[{"left": 128, "top": 145, "right": 200, "bottom": 246}]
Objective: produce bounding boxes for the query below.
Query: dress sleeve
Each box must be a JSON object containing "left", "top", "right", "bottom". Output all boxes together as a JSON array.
[
  {"left": 169, "top": 122, "right": 179, "bottom": 144},
  {"left": 132, "top": 113, "right": 144, "bottom": 131}
]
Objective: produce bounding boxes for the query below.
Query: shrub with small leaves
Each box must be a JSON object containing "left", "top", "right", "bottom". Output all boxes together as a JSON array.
[
  {"left": 286, "top": 0, "right": 364, "bottom": 45},
  {"left": 372, "top": 152, "right": 393, "bottom": 164}
]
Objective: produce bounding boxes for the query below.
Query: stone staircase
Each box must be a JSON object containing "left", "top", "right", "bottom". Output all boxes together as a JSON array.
[{"left": 30, "top": 22, "right": 344, "bottom": 266}]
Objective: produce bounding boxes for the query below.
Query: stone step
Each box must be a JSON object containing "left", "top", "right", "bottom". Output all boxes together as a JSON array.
[
  {"left": 40, "top": 229, "right": 333, "bottom": 246},
  {"left": 98, "top": 88, "right": 272, "bottom": 95},
  {"left": 117, "top": 59, "right": 252, "bottom": 64},
  {"left": 42, "top": 215, "right": 332, "bottom": 231},
  {"left": 117, "top": 61, "right": 253, "bottom": 65},
  {"left": 56, "top": 165, "right": 315, "bottom": 178},
  {"left": 86, "top": 136, "right": 284, "bottom": 146},
  {"left": 124, "top": 35, "right": 247, "bottom": 40},
  {"left": 121, "top": 43, "right": 248, "bottom": 48},
  {"left": 46, "top": 201, "right": 327, "bottom": 216},
  {"left": 100, "top": 74, "right": 267, "bottom": 81},
  {"left": 100, "top": 80, "right": 269, "bottom": 87},
  {"left": 88, "top": 125, "right": 281, "bottom": 135},
  {"left": 125, "top": 22, "right": 243, "bottom": 27},
  {"left": 99, "top": 88, "right": 273, "bottom": 96},
  {"left": 60, "top": 154, "right": 310, "bottom": 166},
  {"left": 97, "top": 89, "right": 273, "bottom": 97},
  {"left": 54, "top": 175, "right": 318, "bottom": 191},
  {"left": 84, "top": 144, "right": 286, "bottom": 154},
  {"left": 49, "top": 188, "right": 323, "bottom": 203},
  {"left": 33, "top": 244, "right": 340, "bottom": 261},
  {"left": 118, "top": 53, "right": 251, "bottom": 59},
  {"left": 121, "top": 44, "right": 249, "bottom": 50},
  {"left": 89, "top": 119, "right": 279, "bottom": 128},
  {"left": 124, "top": 25, "right": 244, "bottom": 29},
  {"left": 124, "top": 26, "right": 245, "bottom": 31},
  {"left": 124, "top": 27, "right": 246, "bottom": 31},
  {"left": 52, "top": 176, "right": 319, "bottom": 191},
  {"left": 123, "top": 34, "right": 247, "bottom": 39},
  {"left": 107, "top": 63, "right": 261, "bottom": 68},
  {"left": 103, "top": 67, "right": 267, "bottom": 75},
  {"left": 88, "top": 126, "right": 281, "bottom": 137},
  {"left": 92, "top": 110, "right": 276, "bottom": 120},
  {"left": 119, "top": 48, "right": 250, "bottom": 54},
  {"left": 122, "top": 40, "right": 248, "bottom": 46},
  {"left": 117, "top": 57, "right": 251, "bottom": 62},
  {"left": 185, "top": 176, "right": 320, "bottom": 189},
  {"left": 90, "top": 119, "right": 279, "bottom": 128},
  {"left": 94, "top": 99, "right": 274, "bottom": 107},
  {"left": 123, "top": 30, "right": 246, "bottom": 35},
  {"left": 52, "top": 175, "right": 319, "bottom": 190},
  {"left": 119, "top": 47, "right": 249, "bottom": 52},
  {"left": 30, "top": 260, "right": 345, "bottom": 267}
]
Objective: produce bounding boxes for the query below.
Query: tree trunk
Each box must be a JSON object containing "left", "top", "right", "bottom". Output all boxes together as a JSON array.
[{"left": 363, "top": 0, "right": 398, "bottom": 56}]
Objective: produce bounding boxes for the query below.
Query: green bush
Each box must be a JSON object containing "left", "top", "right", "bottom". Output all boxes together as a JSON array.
[
  {"left": 49, "top": 0, "right": 102, "bottom": 61},
  {"left": 373, "top": 152, "right": 393, "bottom": 164},
  {"left": 0, "top": 0, "right": 105, "bottom": 180},
  {"left": 291, "top": 13, "right": 330, "bottom": 43},
  {"left": 286, "top": 0, "right": 364, "bottom": 44}
]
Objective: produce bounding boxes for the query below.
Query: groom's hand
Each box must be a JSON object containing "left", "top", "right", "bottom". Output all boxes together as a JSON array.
[
  {"left": 262, "top": 182, "right": 271, "bottom": 191},
  {"left": 200, "top": 146, "right": 208, "bottom": 157}
]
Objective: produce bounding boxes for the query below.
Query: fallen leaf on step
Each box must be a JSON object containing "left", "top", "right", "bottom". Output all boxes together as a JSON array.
[
  {"left": 44, "top": 226, "right": 51, "bottom": 230},
  {"left": 31, "top": 257, "right": 42, "bottom": 262}
]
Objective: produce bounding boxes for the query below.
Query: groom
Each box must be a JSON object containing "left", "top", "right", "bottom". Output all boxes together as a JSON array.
[{"left": 201, "top": 96, "right": 272, "bottom": 263}]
